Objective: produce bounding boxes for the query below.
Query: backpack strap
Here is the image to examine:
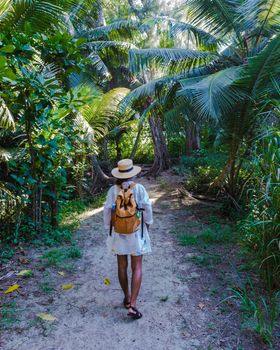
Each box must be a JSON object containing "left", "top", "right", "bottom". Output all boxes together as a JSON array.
[
  {"left": 141, "top": 210, "right": 144, "bottom": 239},
  {"left": 109, "top": 220, "right": 112, "bottom": 236}
]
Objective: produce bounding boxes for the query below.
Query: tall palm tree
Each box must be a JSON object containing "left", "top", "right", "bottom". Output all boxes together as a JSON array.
[{"left": 120, "top": 0, "right": 280, "bottom": 197}]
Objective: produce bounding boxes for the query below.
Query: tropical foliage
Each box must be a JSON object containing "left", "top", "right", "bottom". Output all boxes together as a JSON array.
[{"left": 0, "top": 0, "right": 279, "bottom": 345}]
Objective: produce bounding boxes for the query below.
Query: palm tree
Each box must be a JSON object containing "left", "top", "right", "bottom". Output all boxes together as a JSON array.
[{"left": 120, "top": 0, "right": 280, "bottom": 198}]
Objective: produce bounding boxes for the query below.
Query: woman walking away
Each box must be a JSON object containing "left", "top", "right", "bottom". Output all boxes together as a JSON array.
[{"left": 103, "top": 159, "right": 153, "bottom": 319}]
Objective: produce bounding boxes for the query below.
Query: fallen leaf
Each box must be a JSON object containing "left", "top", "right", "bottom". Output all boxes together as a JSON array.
[
  {"left": 103, "top": 277, "right": 111, "bottom": 285},
  {"left": 37, "top": 313, "right": 57, "bottom": 321},
  {"left": 61, "top": 283, "right": 75, "bottom": 290},
  {"left": 18, "top": 257, "right": 29, "bottom": 264},
  {"left": 17, "top": 269, "right": 33, "bottom": 277},
  {"left": 198, "top": 302, "right": 205, "bottom": 310},
  {"left": 57, "top": 271, "right": 66, "bottom": 276},
  {"left": 4, "top": 284, "right": 20, "bottom": 294}
]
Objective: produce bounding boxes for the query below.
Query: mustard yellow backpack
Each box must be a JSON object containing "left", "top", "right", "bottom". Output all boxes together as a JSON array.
[{"left": 110, "top": 182, "right": 144, "bottom": 237}]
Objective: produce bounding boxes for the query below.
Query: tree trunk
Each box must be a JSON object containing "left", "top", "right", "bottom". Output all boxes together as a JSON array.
[
  {"left": 50, "top": 183, "right": 58, "bottom": 228},
  {"left": 130, "top": 126, "right": 142, "bottom": 160},
  {"left": 192, "top": 124, "right": 200, "bottom": 150},
  {"left": 185, "top": 127, "right": 193, "bottom": 156},
  {"left": 186, "top": 123, "right": 200, "bottom": 155},
  {"left": 103, "top": 138, "right": 109, "bottom": 162},
  {"left": 116, "top": 139, "right": 121, "bottom": 160},
  {"left": 91, "top": 155, "right": 115, "bottom": 184},
  {"left": 148, "top": 115, "right": 170, "bottom": 177}
]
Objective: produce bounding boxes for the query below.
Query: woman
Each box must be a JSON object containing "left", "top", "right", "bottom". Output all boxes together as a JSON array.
[{"left": 103, "top": 159, "right": 153, "bottom": 319}]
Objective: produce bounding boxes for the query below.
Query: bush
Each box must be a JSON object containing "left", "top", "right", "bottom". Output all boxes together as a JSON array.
[
  {"left": 237, "top": 130, "right": 280, "bottom": 289},
  {"left": 174, "top": 149, "right": 227, "bottom": 195}
]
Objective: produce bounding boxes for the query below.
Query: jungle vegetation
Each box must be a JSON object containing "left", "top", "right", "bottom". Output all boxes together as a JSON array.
[{"left": 0, "top": 0, "right": 279, "bottom": 345}]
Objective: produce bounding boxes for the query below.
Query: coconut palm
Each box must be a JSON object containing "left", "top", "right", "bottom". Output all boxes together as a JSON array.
[{"left": 120, "top": 0, "right": 280, "bottom": 198}]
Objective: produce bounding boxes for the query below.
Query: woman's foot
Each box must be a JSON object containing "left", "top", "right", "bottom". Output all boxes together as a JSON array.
[{"left": 127, "top": 305, "right": 142, "bottom": 319}]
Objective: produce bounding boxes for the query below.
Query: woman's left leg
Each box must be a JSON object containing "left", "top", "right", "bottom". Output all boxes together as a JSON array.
[{"left": 117, "top": 255, "right": 130, "bottom": 304}]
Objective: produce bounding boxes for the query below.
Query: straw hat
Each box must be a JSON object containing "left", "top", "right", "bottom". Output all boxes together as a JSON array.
[{"left": 111, "top": 159, "right": 141, "bottom": 179}]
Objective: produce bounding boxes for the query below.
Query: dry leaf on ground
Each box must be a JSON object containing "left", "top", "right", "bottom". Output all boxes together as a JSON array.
[
  {"left": 62, "top": 283, "right": 75, "bottom": 290},
  {"left": 198, "top": 302, "right": 205, "bottom": 310},
  {"left": 18, "top": 257, "right": 29, "bottom": 264},
  {"left": 17, "top": 269, "right": 32, "bottom": 277},
  {"left": 4, "top": 284, "right": 20, "bottom": 294},
  {"left": 103, "top": 278, "right": 111, "bottom": 285},
  {"left": 37, "top": 313, "right": 57, "bottom": 321}
]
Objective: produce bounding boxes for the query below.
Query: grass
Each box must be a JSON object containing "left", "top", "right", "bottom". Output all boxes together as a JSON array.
[
  {"left": 178, "top": 222, "right": 236, "bottom": 247},
  {"left": 225, "top": 279, "right": 280, "bottom": 346},
  {"left": 187, "top": 252, "right": 222, "bottom": 267},
  {"left": 39, "top": 272, "right": 56, "bottom": 294},
  {"left": 0, "top": 244, "right": 15, "bottom": 263},
  {"left": 39, "top": 245, "right": 82, "bottom": 268},
  {"left": 0, "top": 192, "right": 106, "bottom": 262},
  {"left": 0, "top": 301, "right": 19, "bottom": 330}
]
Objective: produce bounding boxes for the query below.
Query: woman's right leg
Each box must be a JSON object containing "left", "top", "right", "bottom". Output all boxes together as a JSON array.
[
  {"left": 130, "top": 255, "right": 143, "bottom": 309},
  {"left": 117, "top": 255, "right": 130, "bottom": 303}
]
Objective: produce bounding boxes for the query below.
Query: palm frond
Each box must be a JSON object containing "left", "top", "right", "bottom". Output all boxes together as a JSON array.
[
  {"left": 84, "top": 41, "right": 137, "bottom": 51},
  {"left": 235, "top": 34, "right": 280, "bottom": 99},
  {"left": 0, "top": 0, "right": 83, "bottom": 32},
  {"left": 94, "top": 87, "right": 131, "bottom": 120},
  {"left": 86, "top": 19, "right": 140, "bottom": 41},
  {"left": 0, "top": 146, "right": 13, "bottom": 161},
  {"left": 237, "top": 0, "right": 280, "bottom": 40},
  {"left": 81, "top": 88, "right": 132, "bottom": 141},
  {"left": 187, "top": 0, "right": 242, "bottom": 40},
  {"left": 0, "top": 98, "right": 15, "bottom": 130},
  {"left": 140, "top": 15, "right": 220, "bottom": 51},
  {"left": 87, "top": 52, "right": 111, "bottom": 79},
  {"left": 164, "top": 97, "right": 191, "bottom": 135},
  {"left": 0, "top": 0, "right": 12, "bottom": 17},
  {"left": 178, "top": 66, "right": 244, "bottom": 120},
  {"left": 128, "top": 48, "right": 218, "bottom": 74},
  {"left": 119, "top": 65, "right": 215, "bottom": 112},
  {"left": 171, "top": 20, "right": 220, "bottom": 51}
]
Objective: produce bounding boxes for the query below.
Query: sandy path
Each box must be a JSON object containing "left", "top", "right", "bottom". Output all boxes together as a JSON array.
[{"left": 1, "top": 173, "right": 258, "bottom": 350}]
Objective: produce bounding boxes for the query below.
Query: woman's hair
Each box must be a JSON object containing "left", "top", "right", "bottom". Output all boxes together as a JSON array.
[{"left": 115, "top": 177, "right": 134, "bottom": 186}]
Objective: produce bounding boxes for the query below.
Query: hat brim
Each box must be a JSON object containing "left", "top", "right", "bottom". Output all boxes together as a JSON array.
[{"left": 111, "top": 165, "right": 141, "bottom": 179}]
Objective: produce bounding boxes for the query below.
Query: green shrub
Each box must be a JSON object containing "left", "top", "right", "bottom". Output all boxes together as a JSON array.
[
  {"left": 238, "top": 130, "right": 280, "bottom": 289},
  {"left": 173, "top": 150, "right": 227, "bottom": 194}
]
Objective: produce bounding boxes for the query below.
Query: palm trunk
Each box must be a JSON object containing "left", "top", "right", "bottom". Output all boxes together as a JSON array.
[
  {"left": 186, "top": 127, "right": 193, "bottom": 155},
  {"left": 116, "top": 139, "right": 121, "bottom": 160},
  {"left": 148, "top": 115, "right": 170, "bottom": 176},
  {"left": 91, "top": 155, "right": 115, "bottom": 184},
  {"left": 130, "top": 126, "right": 142, "bottom": 160}
]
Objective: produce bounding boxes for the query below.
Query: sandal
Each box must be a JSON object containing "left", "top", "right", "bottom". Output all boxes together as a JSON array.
[
  {"left": 123, "top": 298, "right": 131, "bottom": 309},
  {"left": 127, "top": 306, "right": 142, "bottom": 319}
]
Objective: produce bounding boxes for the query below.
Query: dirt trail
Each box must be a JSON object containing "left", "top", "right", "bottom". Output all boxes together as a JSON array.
[{"left": 1, "top": 172, "right": 262, "bottom": 350}]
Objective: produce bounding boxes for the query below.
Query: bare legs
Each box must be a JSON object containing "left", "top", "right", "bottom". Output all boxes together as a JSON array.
[
  {"left": 117, "top": 255, "right": 143, "bottom": 310},
  {"left": 117, "top": 255, "right": 129, "bottom": 302},
  {"left": 130, "top": 255, "right": 142, "bottom": 308}
]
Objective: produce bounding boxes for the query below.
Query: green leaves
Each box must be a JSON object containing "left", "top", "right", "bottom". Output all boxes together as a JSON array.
[
  {"left": 179, "top": 66, "right": 243, "bottom": 120},
  {"left": 0, "top": 0, "right": 81, "bottom": 33},
  {"left": 187, "top": 0, "right": 241, "bottom": 39},
  {"left": 128, "top": 48, "right": 218, "bottom": 74},
  {"left": 235, "top": 34, "right": 280, "bottom": 99}
]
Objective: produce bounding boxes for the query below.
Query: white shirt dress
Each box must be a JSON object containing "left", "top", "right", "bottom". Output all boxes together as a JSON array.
[{"left": 103, "top": 180, "right": 153, "bottom": 256}]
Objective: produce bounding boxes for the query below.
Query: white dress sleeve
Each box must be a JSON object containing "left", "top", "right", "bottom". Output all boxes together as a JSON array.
[
  {"left": 137, "top": 184, "right": 153, "bottom": 225},
  {"left": 103, "top": 186, "right": 115, "bottom": 230}
]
